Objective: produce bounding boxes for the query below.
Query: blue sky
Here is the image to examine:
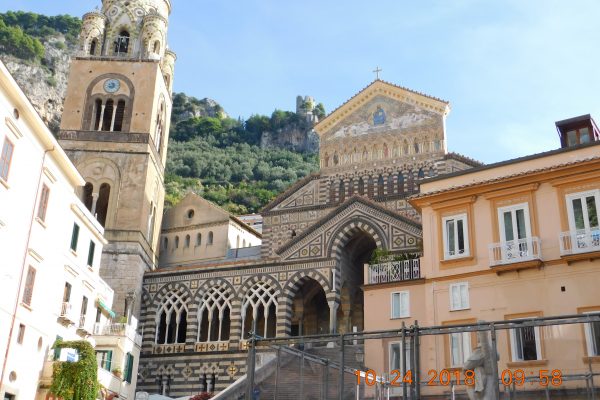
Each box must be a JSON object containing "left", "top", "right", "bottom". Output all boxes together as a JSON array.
[{"left": 4, "top": 0, "right": 600, "bottom": 163}]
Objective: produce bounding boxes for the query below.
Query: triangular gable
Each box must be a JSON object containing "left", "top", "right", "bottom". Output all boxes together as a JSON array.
[
  {"left": 262, "top": 173, "right": 320, "bottom": 213},
  {"left": 314, "top": 79, "right": 450, "bottom": 139},
  {"left": 276, "top": 196, "right": 421, "bottom": 261}
]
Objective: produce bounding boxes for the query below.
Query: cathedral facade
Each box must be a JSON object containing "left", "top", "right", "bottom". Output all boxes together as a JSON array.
[{"left": 135, "top": 80, "right": 481, "bottom": 396}]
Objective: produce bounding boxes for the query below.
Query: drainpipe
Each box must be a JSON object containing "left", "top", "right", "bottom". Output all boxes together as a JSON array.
[{"left": 0, "top": 146, "right": 55, "bottom": 393}]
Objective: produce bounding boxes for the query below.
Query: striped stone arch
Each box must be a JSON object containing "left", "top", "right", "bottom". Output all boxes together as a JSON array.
[
  {"left": 278, "top": 270, "right": 332, "bottom": 337},
  {"left": 236, "top": 274, "right": 282, "bottom": 301},
  {"left": 282, "top": 269, "right": 331, "bottom": 300},
  {"left": 192, "top": 278, "right": 236, "bottom": 343},
  {"left": 326, "top": 216, "right": 387, "bottom": 261},
  {"left": 151, "top": 282, "right": 195, "bottom": 345}
]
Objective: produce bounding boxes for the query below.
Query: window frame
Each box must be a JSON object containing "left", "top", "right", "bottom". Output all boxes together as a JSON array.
[
  {"left": 449, "top": 282, "right": 470, "bottom": 311},
  {"left": 566, "top": 189, "right": 600, "bottom": 233},
  {"left": 70, "top": 223, "right": 80, "bottom": 252},
  {"left": 390, "top": 291, "right": 410, "bottom": 319},
  {"left": 96, "top": 349, "right": 113, "bottom": 371},
  {"left": 442, "top": 213, "right": 470, "bottom": 260},
  {"left": 497, "top": 202, "right": 532, "bottom": 243},
  {"left": 388, "top": 341, "right": 411, "bottom": 374},
  {"left": 0, "top": 137, "right": 15, "bottom": 182},
  {"left": 37, "top": 184, "right": 50, "bottom": 222},
  {"left": 583, "top": 311, "right": 600, "bottom": 357},
  {"left": 449, "top": 331, "right": 472, "bottom": 368},
  {"left": 509, "top": 318, "right": 542, "bottom": 362},
  {"left": 22, "top": 266, "right": 36, "bottom": 307}
]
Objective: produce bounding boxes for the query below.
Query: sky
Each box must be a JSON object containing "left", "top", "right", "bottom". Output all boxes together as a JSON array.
[{"left": 3, "top": 0, "right": 600, "bottom": 163}]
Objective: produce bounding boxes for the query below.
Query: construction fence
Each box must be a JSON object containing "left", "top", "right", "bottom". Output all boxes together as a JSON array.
[{"left": 231, "top": 313, "right": 600, "bottom": 400}]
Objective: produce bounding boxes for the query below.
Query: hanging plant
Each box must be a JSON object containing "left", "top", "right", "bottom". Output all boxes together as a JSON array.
[{"left": 49, "top": 339, "right": 99, "bottom": 400}]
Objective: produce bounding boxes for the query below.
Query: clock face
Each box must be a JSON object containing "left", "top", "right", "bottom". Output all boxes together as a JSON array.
[{"left": 104, "top": 79, "right": 121, "bottom": 93}]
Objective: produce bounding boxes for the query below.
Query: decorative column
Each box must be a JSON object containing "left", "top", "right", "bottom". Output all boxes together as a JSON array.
[{"left": 328, "top": 300, "right": 339, "bottom": 334}]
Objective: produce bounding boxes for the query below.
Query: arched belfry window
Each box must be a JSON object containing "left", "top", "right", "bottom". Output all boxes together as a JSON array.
[
  {"left": 377, "top": 175, "right": 384, "bottom": 197},
  {"left": 155, "top": 102, "right": 165, "bottom": 153},
  {"left": 115, "top": 30, "right": 130, "bottom": 56},
  {"left": 198, "top": 286, "right": 232, "bottom": 342},
  {"left": 101, "top": 100, "right": 114, "bottom": 131},
  {"left": 208, "top": 231, "right": 214, "bottom": 245},
  {"left": 96, "top": 183, "right": 110, "bottom": 227},
  {"left": 91, "top": 97, "right": 127, "bottom": 132},
  {"left": 242, "top": 282, "right": 277, "bottom": 339},
  {"left": 89, "top": 39, "right": 98, "bottom": 56},
  {"left": 358, "top": 177, "right": 365, "bottom": 195},
  {"left": 398, "top": 173, "right": 405, "bottom": 195},
  {"left": 153, "top": 40, "right": 161, "bottom": 54},
  {"left": 339, "top": 180, "right": 346, "bottom": 203},
  {"left": 156, "top": 290, "right": 188, "bottom": 344},
  {"left": 387, "top": 174, "right": 395, "bottom": 195},
  {"left": 82, "top": 182, "right": 94, "bottom": 211}
]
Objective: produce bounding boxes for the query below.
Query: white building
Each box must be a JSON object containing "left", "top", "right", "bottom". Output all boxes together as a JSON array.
[{"left": 0, "top": 61, "right": 140, "bottom": 400}]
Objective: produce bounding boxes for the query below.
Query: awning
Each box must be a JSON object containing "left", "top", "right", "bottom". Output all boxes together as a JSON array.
[{"left": 97, "top": 299, "right": 116, "bottom": 318}]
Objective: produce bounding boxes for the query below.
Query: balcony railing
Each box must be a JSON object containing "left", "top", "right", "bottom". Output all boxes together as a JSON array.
[
  {"left": 559, "top": 229, "right": 600, "bottom": 256},
  {"left": 367, "top": 259, "right": 421, "bottom": 284},
  {"left": 58, "top": 302, "right": 75, "bottom": 324},
  {"left": 93, "top": 323, "right": 142, "bottom": 346},
  {"left": 488, "top": 237, "right": 541, "bottom": 267}
]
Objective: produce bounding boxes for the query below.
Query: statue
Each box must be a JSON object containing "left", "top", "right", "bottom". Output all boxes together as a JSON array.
[{"left": 464, "top": 330, "right": 499, "bottom": 400}]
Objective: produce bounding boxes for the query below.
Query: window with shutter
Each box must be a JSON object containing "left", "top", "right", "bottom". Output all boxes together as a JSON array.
[
  {"left": 37, "top": 185, "right": 50, "bottom": 222},
  {"left": 0, "top": 138, "right": 14, "bottom": 181},
  {"left": 449, "top": 282, "right": 469, "bottom": 311},
  {"left": 442, "top": 214, "right": 469, "bottom": 259},
  {"left": 22, "top": 266, "right": 36, "bottom": 306},
  {"left": 391, "top": 291, "right": 409, "bottom": 318},
  {"left": 70, "top": 223, "right": 80, "bottom": 252}
]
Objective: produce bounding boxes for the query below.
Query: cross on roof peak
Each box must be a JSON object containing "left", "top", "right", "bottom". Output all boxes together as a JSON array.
[{"left": 373, "top": 66, "right": 382, "bottom": 80}]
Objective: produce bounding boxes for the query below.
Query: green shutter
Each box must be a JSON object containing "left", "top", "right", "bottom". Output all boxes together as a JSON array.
[
  {"left": 70, "top": 223, "right": 80, "bottom": 251},
  {"left": 53, "top": 336, "right": 62, "bottom": 360},
  {"left": 106, "top": 350, "right": 113, "bottom": 371},
  {"left": 87, "top": 241, "right": 95, "bottom": 266},
  {"left": 124, "top": 352, "right": 134, "bottom": 383}
]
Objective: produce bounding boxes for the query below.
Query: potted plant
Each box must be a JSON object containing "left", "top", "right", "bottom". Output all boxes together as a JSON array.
[{"left": 112, "top": 367, "right": 122, "bottom": 378}]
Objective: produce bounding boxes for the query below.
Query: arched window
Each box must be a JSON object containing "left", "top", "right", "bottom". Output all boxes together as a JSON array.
[
  {"left": 329, "top": 180, "right": 337, "bottom": 204},
  {"left": 198, "top": 286, "right": 232, "bottom": 342},
  {"left": 383, "top": 143, "right": 389, "bottom": 158},
  {"left": 398, "top": 173, "right": 405, "bottom": 195},
  {"left": 155, "top": 290, "right": 188, "bottom": 344},
  {"left": 236, "top": 235, "right": 240, "bottom": 248},
  {"left": 101, "top": 100, "right": 114, "bottom": 131},
  {"left": 175, "top": 236, "right": 180, "bottom": 249},
  {"left": 243, "top": 239, "right": 246, "bottom": 247},
  {"left": 115, "top": 30, "right": 130, "bottom": 55},
  {"left": 242, "top": 282, "right": 277, "bottom": 339},
  {"left": 333, "top": 153, "right": 339, "bottom": 166},
  {"left": 153, "top": 40, "right": 161, "bottom": 54},
  {"left": 407, "top": 171, "right": 415, "bottom": 194},
  {"left": 96, "top": 183, "right": 110, "bottom": 227},
  {"left": 113, "top": 100, "right": 126, "bottom": 132},
  {"left": 208, "top": 231, "right": 214, "bottom": 245},
  {"left": 155, "top": 102, "right": 165, "bottom": 153},
  {"left": 163, "top": 237, "right": 168, "bottom": 250},
  {"left": 414, "top": 141, "right": 420, "bottom": 154},
  {"left": 377, "top": 175, "right": 384, "bottom": 197},
  {"left": 367, "top": 176, "right": 374, "bottom": 198},
  {"left": 196, "top": 233, "right": 202, "bottom": 246},
  {"left": 358, "top": 177, "right": 365, "bottom": 195},
  {"left": 348, "top": 179, "right": 354, "bottom": 197},
  {"left": 185, "top": 235, "right": 191, "bottom": 248},
  {"left": 403, "top": 140, "right": 409, "bottom": 155},
  {"left": 418, "top": 168, "right": 425, "bottom": 179},
  {"left": 82, "top": 182, "right": 93, "bottom": 211},
  {"left": 147, "top": 202, "right": 156, "bottom": 243},
  {"left": 92, "top": 99, "right": 102, "bottom": 130},
  {"left": 339, "top": 180, "right": 345, "bottom": 203},
  {"left": 324, "top": 153, "right": 329, "bottom": 167},
  {"left": 89, "top": 39, "right": 98, "bottom": 56},
  {"left": 387, "top": 174, "right": 395, "bottom": 195}
]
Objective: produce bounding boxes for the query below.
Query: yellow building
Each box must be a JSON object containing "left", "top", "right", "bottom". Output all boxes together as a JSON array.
[{"left": 363, "top": 115, "right": 600, "bottom": 397}]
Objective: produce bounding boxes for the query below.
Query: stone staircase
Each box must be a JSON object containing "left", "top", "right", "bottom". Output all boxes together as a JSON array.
[{"left": 212, "top": 344, "right": 364, "bottom": 400}]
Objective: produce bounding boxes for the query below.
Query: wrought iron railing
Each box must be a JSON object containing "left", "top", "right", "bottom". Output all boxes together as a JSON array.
[
  {"left": 559, "top": 229, "right": 600, "bottom": 256},
  {"left": 367, "top": 259, "right": 421, "bottom": 284},
  {"left": 488, "top": 237, "right": 541, "bottom": 267},
  {"left": 93, "top": 323, "right": 142, "bottom": 346}
]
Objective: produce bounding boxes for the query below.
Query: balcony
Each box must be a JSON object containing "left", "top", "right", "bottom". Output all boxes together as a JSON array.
[
  {"left": 76, "top": 315, "right": 92, "bottom": 336},
  {"left": 559, "top": 229, "right": 600, "bottom": 257},
  {"left": 489, "top": 237, "right": 542, "bottom": 268},
  {"left": 367, "top": 259, "right": 421, "bottom": 284},
  {"left": 93, "top": 323, "right": 142, "bottom": 346},
  {"left": 58, "top": 302, "right": 76, "bottom": 325}
]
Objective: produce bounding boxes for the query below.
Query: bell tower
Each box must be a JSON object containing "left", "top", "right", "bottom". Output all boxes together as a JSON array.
[{"left": 58, "top": 0, "right": 175, "bottom": 318}]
